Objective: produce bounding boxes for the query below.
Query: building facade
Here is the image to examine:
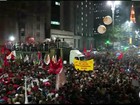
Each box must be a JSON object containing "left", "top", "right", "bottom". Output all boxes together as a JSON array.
[
  {"left": 0, "top": 1, "right": 74, "bottom": 47},
  {"left": 74, "top": 0, "right": 94, "bottom": 50},
  {"left": 0, "top": 1, "right": 125, "bottom": 49}
]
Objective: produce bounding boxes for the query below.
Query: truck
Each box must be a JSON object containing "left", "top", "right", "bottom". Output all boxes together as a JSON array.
[
  {"left": 49, "top": 48, "right": 86, "bottom": 64},
  {"left": 69, "top": 50, "right": 85, "bottom": 64}
]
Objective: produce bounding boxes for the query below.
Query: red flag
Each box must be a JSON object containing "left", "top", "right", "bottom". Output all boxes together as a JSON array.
[
  {"left": 0, "top": 47, "right": 5, "bottom": 54},
  {"left": 44, "top": 54, "right": 50, "bottom": 65},
  {"left": 37, "top": 51, "right": 41, "bottom": 60},
  {"left": 48, "top": 58, "right": 63, "bottom": 75},
  {"left": 11, "top": 54, "right": 15, "bottom": 60},
  {"left": 3, "top": 57, "right": 9, "bottom": 67},
  {"left": 130, "top": 5, "right": 136, "bottom": 23},
  {"left": 83, "top": 41, "right": 93, "bottom": 57},
  {"left": 83, "top": 41, "right": 87, "bottom": 55},
  {"left": 118, "top": 52, "right": 123, "bottom": 60}
]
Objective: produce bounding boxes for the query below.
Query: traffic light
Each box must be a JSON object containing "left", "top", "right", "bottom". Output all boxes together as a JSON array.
[{"left": 105, "top": 40, "right": 110, "bottom": 44}]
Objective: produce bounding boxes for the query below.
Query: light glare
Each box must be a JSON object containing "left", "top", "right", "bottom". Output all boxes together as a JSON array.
[
  {"left": 115, "top": 1, "right": 120, "bottom": 5},
  {"left": 9, "top": 36, "right": 15, "bottom": 41},
  {"left": 107, "top": 1, "right": 112, "bottom": 6}
]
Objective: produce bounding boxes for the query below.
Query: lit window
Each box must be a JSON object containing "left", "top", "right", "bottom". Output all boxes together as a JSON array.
[
  {"left": 81, "top": 23, "right": 83, "bottom": 26},
  {"left": 96, "top": 17, "right": 99, "bottom": 19},
  {"left": 81, "top": 33, "right": 83, "bottom": 36},
  {"left": 86, "top": 0, "right": 87, "bottom": 2},
  {"left": 85, "top": 5, "right": 87, "bottom": 7},
  {"left": 81, "top": 12, "right": 83, "bottom": 15},
  {"left": 77, "top": 5, "right": 79, "bottom": 8},
  {"left": 86, "top": 24, "right": 87, "bottom": 27},
  {"left": 51, "top": 21, "right": 60, "bottom": 25},
  {"left": 82, "top": 28, "right": 83, "bottom": 31},
  {"left": 55, "top": 1, "right": 60, "bottom": 6},
  {"left": 86, "top": 14, "right": 87, "bottom": 17},
  {"left": 89, "top": 2, "right": 91, "bottom": 5},
  {"left": 81, "top": 17, "right": 83, "bottom": 20},
  {"left": 81, "top": 2, "right": 83, "bottom": 5},
  {"left": 81, "top": 7, "right": 83, "bottom": 10}
]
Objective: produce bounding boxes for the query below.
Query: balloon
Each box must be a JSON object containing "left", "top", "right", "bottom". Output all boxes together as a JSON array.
[
  {"left": 97, "top": 25, "right": 106, "bottom": 34},
  {"left": 103, "top": 16, "right": 112, "bottom": 25}
]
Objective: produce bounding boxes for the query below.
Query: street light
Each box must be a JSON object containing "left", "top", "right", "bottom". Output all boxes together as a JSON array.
[
  {"left": 107, "top": 1, "right": 121, "bottom": 30},
  {"left": 9, "top": 36, "right": 15, "bottom": 41}
]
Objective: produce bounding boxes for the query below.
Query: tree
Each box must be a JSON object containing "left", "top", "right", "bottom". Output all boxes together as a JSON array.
[{"left": 106, "top": 25, "right": 126, "bottom": 42}]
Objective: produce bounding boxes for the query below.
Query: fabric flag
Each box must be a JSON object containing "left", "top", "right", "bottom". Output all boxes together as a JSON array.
[
  {"left": 52, "top": 55, "right": 57, "bottom": 63},
  {"left": 117, "top": 52, "right": 123, "bottom": 60},
  {"left": 44, "top": 54, "right": 50, "bottom": 65},
  {"left": 37, "top": 51, "right": 42, "bottom": 60},
  {"left": 55, "top": 68, "right": 66, "bottom": 90},
  {"left": 6, "top": 50, "right": 16, "bottom": 60},
  {"left": 20, "top": 54, "right": 23, "bottom": 60},
  {"left": 83, "top": 42, "right": 93, "bottom": 57},
  {"left": 24, "top": 55, "right": 29, "bottom": 62},
  {"left": 83, "top": 43, "right": 87, "bottom": 56},
  {"left": 130, "top": 5, "right": 136, "bottom": 23},
  {"left": 87, "top": 42, "right": 93, "bottom": 57},
  {"left": 4, "top": 57, "right": 9, "bottom": 67},
  {"left": 48, "top": 58, "right": 63, "bottom": 75}
]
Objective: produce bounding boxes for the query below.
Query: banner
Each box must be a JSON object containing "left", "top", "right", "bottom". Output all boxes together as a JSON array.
[{"left": 73, "top": 59, "right": 94, "bottom": 71}]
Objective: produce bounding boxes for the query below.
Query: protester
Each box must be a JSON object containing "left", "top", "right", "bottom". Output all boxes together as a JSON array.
[{"left": 0, "top": 46, "right": 140, "bottom": 104}]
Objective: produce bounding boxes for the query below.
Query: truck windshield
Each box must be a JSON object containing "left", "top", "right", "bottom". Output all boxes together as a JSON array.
[{"left": 75, "top": 56, "right": 86, "bottom": 60}]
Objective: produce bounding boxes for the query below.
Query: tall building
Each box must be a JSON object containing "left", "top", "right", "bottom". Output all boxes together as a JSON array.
[
  {"left": 74, "top": 0, "right": 94, "bottom": 50},
  {"left": 50, "top": 0, "right": 74, "bottom": 47},
  {"left": 92, "top": 1, "right": 111, "bottom": 49},
  {"left": 73, "top": 1, "right": 125, "bottom": 50},
  {"left": 0, "top": 1, "right": 74, "bottom": 47},
  {"left": 51, "top": 0, "right": 60, "bottom": 30}
]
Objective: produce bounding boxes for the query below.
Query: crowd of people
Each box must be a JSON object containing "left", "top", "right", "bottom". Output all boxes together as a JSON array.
[{"left": 0, "top": 49, "right": 140, "bottom": 104}]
